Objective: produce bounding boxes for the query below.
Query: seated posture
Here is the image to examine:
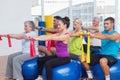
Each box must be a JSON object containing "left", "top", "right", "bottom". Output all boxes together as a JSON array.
[
  {"left": 35, "top": 17, "right": 71, "bottom": 80},
  {"left": 69, "top": 18, "right": 86, "bottom": 59},
  {"left": 81, "top": 17, "right": 120, "bottom": 80},
  {"left": 1, "top": 21, "right": 43, "bottom": 80},
  {"left": 36, "top": 16, "right": 62, "bottom": 56},
  {"left": 83, "top": 17, "right": 101, "bottom": 54}
]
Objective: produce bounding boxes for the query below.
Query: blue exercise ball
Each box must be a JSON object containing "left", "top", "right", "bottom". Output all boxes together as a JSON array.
[
  {"left": 22, "top": 57, "right": 38, "bottom": 80},
  {"left": 91, "top": 59, "right": 120, "bottom": 80},
  {"left": 42, "top": 60, "right": 82, "bottom": 80}
]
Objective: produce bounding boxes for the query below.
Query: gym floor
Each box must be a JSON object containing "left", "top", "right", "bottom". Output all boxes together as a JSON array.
[{"left": 0, "top": 56, "right": 8, "bottom": 80}]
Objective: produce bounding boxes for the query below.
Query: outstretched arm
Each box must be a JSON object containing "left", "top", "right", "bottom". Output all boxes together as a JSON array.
[
  {"left": 69, "top": 31, "right": 79, "bottom": 37},
  {"left": 90, "top": 32, "right": 120, "bottom": 41},
  {"left": 42, "top": 28, "right": 60, "bottom": 33},
  {"left": 69, "top": 31, "right": 89, "bottom": 37},
  {"left": 35, "top": 26, "right": 60, "bottom": 33},
  {"left": 84, "top": 26, "right": 99, "bottom": 31},
  {"left": 34, "top": 33, "right": 69, "bottom": 43},
  {"left": 0, "top": 34, "right": 27, "bottom": 39}
]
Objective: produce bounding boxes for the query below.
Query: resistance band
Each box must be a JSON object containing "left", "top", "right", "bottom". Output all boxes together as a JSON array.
[
  {"left": 30, "top": 38, "right": 36, "bottom": 57},
  {"left": 86, "top": 32, "right": 90, "bottom": 63},
  {"left": 0, "top": 35, "right": 2, "bottom": 40},
  {"left": 7, "top": 35, "right": 12, "bottom": 47},
  {"left": 79, "top": 32, "right": 85, "bottom": 62},
  {"left": 46, "top": 40, "right": 51, "bottom": 51}
]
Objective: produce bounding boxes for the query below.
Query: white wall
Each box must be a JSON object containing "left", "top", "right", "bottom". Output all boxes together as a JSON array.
[
  {"left": 117, "top": 0, "right": 120, "bottom": 33},
  {"left": 0, "top": 0, "right": 37, "bottom": 56}
]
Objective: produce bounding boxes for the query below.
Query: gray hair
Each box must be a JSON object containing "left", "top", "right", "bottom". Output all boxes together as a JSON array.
[
  {"left": 93, "top": 17, "right": 100, "bottom": 21},
  {"left": 24, "top": 21, "right": 35, "bottom": 31}
]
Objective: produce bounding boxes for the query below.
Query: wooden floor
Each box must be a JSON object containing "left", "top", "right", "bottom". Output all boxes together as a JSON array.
[{"left": 0, "top": 56, "right": 8, "bottom": 80}]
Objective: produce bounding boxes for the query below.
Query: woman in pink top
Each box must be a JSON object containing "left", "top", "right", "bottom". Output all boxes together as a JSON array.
[{"left": 34, "top": 17, "right": 70, "bottom": 80}]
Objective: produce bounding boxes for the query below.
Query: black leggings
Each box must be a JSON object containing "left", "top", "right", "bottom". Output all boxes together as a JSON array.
[{"left": 37, "top": 55, "right": 70, "bottom": 80}]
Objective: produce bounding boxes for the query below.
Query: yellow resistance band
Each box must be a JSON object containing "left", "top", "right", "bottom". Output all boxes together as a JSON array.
[
  {"left": 86, "top": 32, "right": 90, "bottom": 63},
  {"left": 79, "top": 32, "right": 85, "bottom": 62}
]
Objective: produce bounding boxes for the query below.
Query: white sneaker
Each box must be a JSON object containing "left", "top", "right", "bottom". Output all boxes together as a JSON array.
[{"left": 35, "top": 76, "right": 43, "bottom": 80}]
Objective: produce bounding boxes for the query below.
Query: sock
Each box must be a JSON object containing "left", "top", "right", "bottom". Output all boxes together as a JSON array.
[
  {"left": 105, "top": 75, "right": 110, "bottom": 80},
  {"left": 86, "top": 70, "right": 93, "bottom": 79}
]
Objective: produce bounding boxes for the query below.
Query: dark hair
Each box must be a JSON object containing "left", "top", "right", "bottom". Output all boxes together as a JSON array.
[
  {"left": 104, "top": 17, "right": 114, "bottom": 23},
  {"left": 25, "top": 21, "right": 35, "bottom": 31},
  {"left": 54, "top": 16, "right": 61, "bottom": 20},
  {"left": 59, "top": 16, "right": 70, "bottom": 29}
]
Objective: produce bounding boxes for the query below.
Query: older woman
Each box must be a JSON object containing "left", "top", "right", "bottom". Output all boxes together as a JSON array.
[{"left": 1, "top": 21, "right": 43, "bottom": 80}]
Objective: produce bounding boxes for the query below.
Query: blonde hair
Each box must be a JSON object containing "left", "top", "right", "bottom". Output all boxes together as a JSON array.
[{"left": 74, "top": 18, "right": 82, "bottom": 25}]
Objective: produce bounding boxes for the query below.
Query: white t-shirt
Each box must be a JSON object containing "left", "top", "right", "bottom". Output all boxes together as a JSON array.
[
  {"left": 21, "top": 31, "right": 40, "bottom": 56},
  {"left": 83, "top": 38, "right": 86, "bottom": 44},
  {"left": 90, "top": 27, "right": 101, "bottom": 46}
]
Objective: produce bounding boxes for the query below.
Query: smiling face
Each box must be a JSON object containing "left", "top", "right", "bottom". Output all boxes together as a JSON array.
[
  {"left": 73, "top": 19, "right": 82, "bottom": 30},
  {"left": 104, "top": 20, "right": 114, "bottom": 31},
  {"left": 73, "top": 21, "right": 82, "bottom": 30},
  {"left": 92, "top": 17, "right": 100, "bottom": 27},
  {"left": 24, "top": 22, "right": 32, "bottom": 33},
  {"left": 57, "top": 20, "right": 66, "bottom": 32},
  {"left": 73, "top": 22, "right": 79, "bottom": 29}
]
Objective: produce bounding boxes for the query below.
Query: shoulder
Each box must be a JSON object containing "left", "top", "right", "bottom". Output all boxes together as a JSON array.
[
  {"left": 112, "top": 32, "right": 120, "bottom": 37},
  {"left": 69, "top": 30, "right": 74, "bottom": 33},
  {"left": 62, "top": 33, "right": 70, "bottom": 40},
  {"left": 110, "top": 30, "right": 119, "bottom": 36},
  {"left": 26, "top": 31, "right": 37, "bottom": 37},
  {"left": 102, "top": 30, "right": 107, "bottom": 34}
]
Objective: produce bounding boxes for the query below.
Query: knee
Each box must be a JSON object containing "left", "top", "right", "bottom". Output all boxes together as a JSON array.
[
  {"left": 99, "top": 58, "right": 108, "bottom": 66},
  {"left": 78, "top": 56, "right": 82, "bottom": 61}
]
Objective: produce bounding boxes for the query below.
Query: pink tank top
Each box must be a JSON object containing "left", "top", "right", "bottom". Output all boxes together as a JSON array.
[{"left": 55, "top": 33, "right": 69, "bottom": 57}]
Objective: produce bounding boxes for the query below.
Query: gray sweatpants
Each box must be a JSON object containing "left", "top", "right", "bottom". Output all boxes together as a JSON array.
[{"left": 5, "top": 52, "right": 34, "bottom": 80}]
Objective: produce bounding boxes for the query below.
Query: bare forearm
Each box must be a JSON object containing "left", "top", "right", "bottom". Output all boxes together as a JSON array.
[
  {"left": 9, "top": 34, "right": 27, "bottom": 39},
  {"left": 34, "top": 34, "right": 69, "bottom": 42},
  {"left": 91, "top": 33, "right": 107, "bottom": 40},
  {"left": 84, "top": 26, "right": 98, "bottom": 30},
  {"left": 42, "top": 28, "right": 59, "bottom": 33},
  {"left": 69, "top": 32, "right": 79, "bottom": 37},
  {"left": 0, "top": 34, "right": 28, "bottom": 40},
  {"left": 34, "top": 35, "right": 51, "bottom": 41},
  {"left": 69, "top": 32, "right": 89, "bottom": 37}
]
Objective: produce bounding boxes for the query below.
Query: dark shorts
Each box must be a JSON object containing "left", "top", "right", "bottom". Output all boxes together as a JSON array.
[
  {"left": 83, "top": 44, "right": 101, "bottom": 54},
  {"left": 89, "top": 54, "right": 118, "bottom": 66}
]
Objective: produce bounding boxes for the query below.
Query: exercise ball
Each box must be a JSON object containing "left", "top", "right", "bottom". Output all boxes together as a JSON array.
[
  {"left": 91, "top": 59, "right": 120, "bottom": 80},
  {"left": 22, "top": 57, "right": 38, "bottom": 80},
  {"left": 42, "top": 60, "right": 81, "bottom": 80}
]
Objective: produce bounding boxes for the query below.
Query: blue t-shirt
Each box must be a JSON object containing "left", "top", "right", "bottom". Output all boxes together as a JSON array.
[{"left": 101, "top": 30, "right": 119, "bottom": 59}]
